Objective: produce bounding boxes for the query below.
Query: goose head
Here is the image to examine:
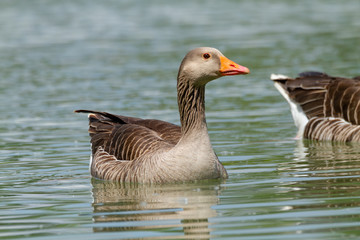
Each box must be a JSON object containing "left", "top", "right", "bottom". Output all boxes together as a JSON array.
[{"left": 178, "top": 47, "right": 250, "bottom": 87}]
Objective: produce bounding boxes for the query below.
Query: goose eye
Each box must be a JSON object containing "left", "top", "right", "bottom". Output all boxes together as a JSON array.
[{"left": 202, "top": 53, "right": 211, "bottom": 59}]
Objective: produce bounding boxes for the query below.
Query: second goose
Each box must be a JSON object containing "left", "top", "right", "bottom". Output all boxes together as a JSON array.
[
  {"left": 76, "top": 47, "right": 250, "bottom": 183},
  {"left": 272, "top": 71, "right": 360, "bottom": 142}
]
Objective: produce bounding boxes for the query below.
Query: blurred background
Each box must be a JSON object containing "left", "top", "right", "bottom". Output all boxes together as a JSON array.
[{"left": 1, "top": 0, "right": 360, "bottom": 239}]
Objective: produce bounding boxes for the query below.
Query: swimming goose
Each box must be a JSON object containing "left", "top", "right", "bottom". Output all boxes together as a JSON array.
[
  {"left": 76, "top": 47, "right": 250, "bottom": 183},
  {"left": 271, "top": 71, "right": 360, "bottom": 142}
]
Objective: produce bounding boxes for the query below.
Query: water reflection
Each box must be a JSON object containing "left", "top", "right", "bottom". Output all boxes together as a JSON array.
[
  {"left": 91, "top": 179, "right": 224, "bottom": 238},
  {"left": 278, "top": 140, "right": 360, "bottom": 208},
  {"left": 286, "top": 140, "right": 360, "bottom": 172}
]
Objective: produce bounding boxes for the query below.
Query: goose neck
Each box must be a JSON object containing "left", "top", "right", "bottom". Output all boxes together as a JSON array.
[{"left": 177, "top": 76, "right": 207, "bottom": 135}]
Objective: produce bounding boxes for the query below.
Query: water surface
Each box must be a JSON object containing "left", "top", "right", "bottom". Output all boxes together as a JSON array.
[{"left": 1, "top": 0, "right": 360, "bottom": 239}]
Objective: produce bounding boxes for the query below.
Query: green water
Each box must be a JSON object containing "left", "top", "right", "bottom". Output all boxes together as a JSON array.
[{"left": 1, "top": 0, "right": 360, "bottom": 239}]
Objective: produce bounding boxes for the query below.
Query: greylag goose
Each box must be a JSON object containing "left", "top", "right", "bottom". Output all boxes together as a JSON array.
[
  {"left": 271, "top": 71, "right": 360, "bottom": 142},
  {"left": 76, "top": 47, "right": 250, "bottom": 183}
]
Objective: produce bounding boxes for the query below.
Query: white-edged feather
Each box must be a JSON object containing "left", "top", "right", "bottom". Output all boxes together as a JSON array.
[
  {"left": 273, "top": 81, "right": 309, "bottom": 139},
  {"left": 271, "top": 73, "right": 290, "bottom": 80},
  {"left": 89, "top": 143, "right": 93, "bottom": 171}
]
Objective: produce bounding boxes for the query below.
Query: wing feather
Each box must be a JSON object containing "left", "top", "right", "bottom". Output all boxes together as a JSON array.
[
  {"left": 272, "top": 72, "right": 360, "bottom": 123},
  {"left": 75, "top": 109, "right": 181, "bottom": 161}
]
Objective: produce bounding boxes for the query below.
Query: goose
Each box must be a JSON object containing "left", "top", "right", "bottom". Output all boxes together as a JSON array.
[
  {"left": 76, "top": 47, "right": 250, "bottom": 183},
  {"left": 271, "top": 71, "right": 360, "bottom": 142}
]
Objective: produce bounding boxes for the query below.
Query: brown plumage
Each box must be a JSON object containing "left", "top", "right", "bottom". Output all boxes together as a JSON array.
[
  {"left": 76, "top": 47, "right": 250, "bottom": 183},
  {"left": 272, "top": 71, "right": 360, "bottom": 142}
]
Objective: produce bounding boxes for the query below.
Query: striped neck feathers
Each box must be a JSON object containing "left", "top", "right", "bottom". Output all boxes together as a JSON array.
[{"left": 177, "top": 75, "right": 207, "bottom": 135}]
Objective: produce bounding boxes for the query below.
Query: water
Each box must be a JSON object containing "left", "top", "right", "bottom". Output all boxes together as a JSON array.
[{"left": 1, "top": 0, "right": 360, "bottom": 239}]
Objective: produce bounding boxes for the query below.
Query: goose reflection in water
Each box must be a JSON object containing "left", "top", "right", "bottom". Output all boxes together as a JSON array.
[
  {"left": 90, "top": 179, "right": 224, "bottom": 238},
  {"left": 289, "top": 140, "right": 360, "bottom": 172},
  {"left": 277, "top": 140, "right": 360, "bottom": 210}
]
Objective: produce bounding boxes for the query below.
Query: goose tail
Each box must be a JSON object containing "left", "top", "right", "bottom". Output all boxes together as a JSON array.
[
  {"left": 271, "top": 74, "right": 309, "bottom": 139},
  {"left": 75, "top": 109, "right": 127, "bottom": 124}
]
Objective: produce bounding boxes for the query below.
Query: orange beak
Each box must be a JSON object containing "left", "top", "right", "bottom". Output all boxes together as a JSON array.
[{"left": 220, "top": 56, "right": 250, "bottom": 76}]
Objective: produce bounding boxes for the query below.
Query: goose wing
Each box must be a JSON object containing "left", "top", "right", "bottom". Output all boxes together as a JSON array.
[
  {"left": 273, "top": 72, "right": 360, "bottom": 124},
  {"left": 272, "top": 72, "right": 331, "bottom": 119},
  {"left": 75, "top": 110, "right": 181, "bottom": 161}
]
